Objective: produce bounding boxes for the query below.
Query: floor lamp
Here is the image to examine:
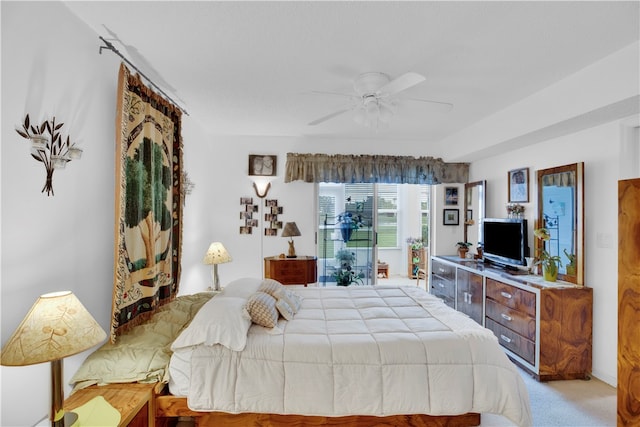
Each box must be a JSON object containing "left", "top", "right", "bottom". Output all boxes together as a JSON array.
[{"left": 1, "top": 291, "right": 107, "bottom": 426}]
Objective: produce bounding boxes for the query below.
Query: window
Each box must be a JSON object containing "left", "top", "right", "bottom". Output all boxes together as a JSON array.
[{"left": 377, "top": 184, "right": 398, "bottom": 248}]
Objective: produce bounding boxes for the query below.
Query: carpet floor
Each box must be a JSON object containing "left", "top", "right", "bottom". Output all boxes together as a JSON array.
[{"left": 481, "top": 367, "right": 616, "bottom": 426}]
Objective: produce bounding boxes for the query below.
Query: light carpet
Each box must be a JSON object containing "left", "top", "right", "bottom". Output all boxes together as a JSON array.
[{"left": 481, "top": 367, "right": 616, "bottom": 427}]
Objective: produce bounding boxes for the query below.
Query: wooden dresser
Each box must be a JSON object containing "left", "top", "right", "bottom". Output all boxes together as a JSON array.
[
  {"left": 264, "top": 256, "right": 317, "bottom": 286},
  {"left": 430, "top": 255, "right": 593, "bottom": 381}
]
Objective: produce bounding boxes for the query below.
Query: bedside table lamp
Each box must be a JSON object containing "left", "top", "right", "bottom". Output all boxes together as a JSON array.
[
  {"left": 203, "top": 242, "right": 232, "bottom": 291},
  {"left": 281, "top": 222, "right": 301, "bottom": 258},
  {"left": 1, "top": 291, "right": 107, "bottom": 427}
]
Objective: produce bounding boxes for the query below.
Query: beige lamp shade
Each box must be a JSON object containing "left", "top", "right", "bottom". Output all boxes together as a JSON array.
[
  {"left": 281, "top": 222, "right": 301, "bottom": 238},
  {"left": 202, "top": 242, "right": 232, "bottom": 265},
  {"left": 1, "top": 291, "right": 107, "bottom": 366}
]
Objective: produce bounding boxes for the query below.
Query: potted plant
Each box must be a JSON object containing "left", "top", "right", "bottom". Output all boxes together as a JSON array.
[
  {"left": 564, "top": 249, "right": 577, "bottom": 276},
  {"left": 456, "top": 241, "right": 472, "bottom": 258},
  {"left": 335, "top": 249, "right": 356, "bottom": 268},
  {"left": 333, "top": 268, "right": 364, "bottom": 286},
  {"left": 534, "top": 228, "right": 563, "bottom": 282},
  {"left": 336, "top": 211, "right": 363, "bottom": 242}
]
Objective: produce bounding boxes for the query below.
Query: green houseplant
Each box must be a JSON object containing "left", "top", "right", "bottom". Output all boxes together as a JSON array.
[
  {"left": 564, "top": 249, "right": 577, "bottom": 276},
  {"left": 333, "top": 249, "right": 363, "bottom": 286},
  {"left": 456, "top": 241, "right": 472, "bottom": 258},
  {"left": 534, "top": 228, "right": 562, "bottom": 282}
]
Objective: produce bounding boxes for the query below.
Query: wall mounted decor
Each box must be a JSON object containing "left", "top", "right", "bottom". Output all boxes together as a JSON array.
[
  {"left": 443, "top": 209, "right": 460, "bottom": 225},
  {"left": 240, "top": 197, "right": 257, "bottom": 234},
  {"left": 249, "top": 154, "right": 277, "bottom": 176},
  {"left": 508, "top": 167, "right": 529, "bottom": 202},
  {"left": 15, "top": 114, "right": 82, "bottom": 196},
  {"left": 444, "top": 186, "right": 459, "bottom": 205}
]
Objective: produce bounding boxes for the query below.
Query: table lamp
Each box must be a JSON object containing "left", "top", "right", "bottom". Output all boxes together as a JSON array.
[
  {"left": 1, "top": 291, "right": 107, "bottom": 427},
  {"left": 281, "top": 222, "right": 301, "bottom": 258},
  {"left": 203, "top": 242, "right": 232, "bottom": 291}
]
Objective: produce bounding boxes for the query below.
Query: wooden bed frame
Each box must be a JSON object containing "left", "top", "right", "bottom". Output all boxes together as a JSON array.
[{"left": 153, "top": 383, "right": 481, "bottom": 427}]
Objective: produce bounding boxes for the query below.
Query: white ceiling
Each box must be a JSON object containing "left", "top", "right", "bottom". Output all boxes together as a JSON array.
[{"left": 64, "top": 1, "right": 639, "bottom": 157}]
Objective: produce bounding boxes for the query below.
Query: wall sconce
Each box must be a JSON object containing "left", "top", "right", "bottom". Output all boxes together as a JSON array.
[
  {"left": 252, "top": 179, "right": 272, "bottom": 198},
  {"left": 15, "top": 114, "right": 82, "bottom": 196}
]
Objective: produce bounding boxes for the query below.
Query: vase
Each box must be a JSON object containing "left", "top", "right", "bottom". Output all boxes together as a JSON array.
[
  {"left": 543, "top": 264, "right": 558, "bottom": 282},
  {"left": 340, "top": 223, "right": 353, "bottom": 242}
]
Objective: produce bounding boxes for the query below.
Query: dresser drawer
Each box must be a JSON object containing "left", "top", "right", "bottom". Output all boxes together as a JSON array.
[
  {"left": 486, "top": 299, "right": 536, "bottom": 340},
  {"left": 431, "top": 260, "right": 456, "bottom": 281},
  {"left": 486, "top": 318, "right": 535, "bottom": 365},
  {"left": 486, "top": 278, "right": 536, "bottom": 317}
]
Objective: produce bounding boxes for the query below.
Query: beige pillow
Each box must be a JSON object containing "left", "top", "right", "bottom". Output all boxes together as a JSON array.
[
  {"left": 246, "top": 291, "right": 279, "bottom": 328},
  {"left": 274, "top": 287, "right": 303, "bottom": 313},
  {"left": 258, "top": 279, "right": 285, "bottom": 298},
  {"left": 275, "top": 298, "right": 295, "bottom": 320}
]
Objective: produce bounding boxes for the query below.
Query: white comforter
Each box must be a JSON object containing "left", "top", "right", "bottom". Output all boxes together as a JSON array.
[{"left": 173, "top": 285, "right": 532, "bottom": 426}]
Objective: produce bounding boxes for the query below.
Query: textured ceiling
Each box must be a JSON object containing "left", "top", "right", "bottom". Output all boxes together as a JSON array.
[{"left": 64, "top": 1, "right": 639, "bottom": 158}]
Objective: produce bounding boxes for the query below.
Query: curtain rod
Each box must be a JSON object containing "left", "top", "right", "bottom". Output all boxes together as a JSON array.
[{"left": 98, "top": 36, "right": 189, "bottom": 116}]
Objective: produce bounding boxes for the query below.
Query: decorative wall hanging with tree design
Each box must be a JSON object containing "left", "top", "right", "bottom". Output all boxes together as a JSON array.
[{"left": 111, "top": 63, "right": 183, "bottom": 342}]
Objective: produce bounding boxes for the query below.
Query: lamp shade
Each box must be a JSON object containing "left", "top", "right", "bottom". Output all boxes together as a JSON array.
[
  {"left": 203, "top": 242, "right": 232, "bottom": 265},
  {"left": 281, "top": 222, "right": 301, "bottom": 238},
  {"left": 1, "top": 291, "right": 106, "bottom": 366}
]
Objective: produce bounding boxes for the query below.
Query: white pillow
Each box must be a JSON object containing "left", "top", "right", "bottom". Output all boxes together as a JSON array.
[
  {"left": 220, "top": 277, "right": 263, "bottom": 299},
  {"left": 171, "top": 296, "right": 251, "bottom": 351},
  {"left": 274, "top": 287, "right": 303, "bottom": 313}
]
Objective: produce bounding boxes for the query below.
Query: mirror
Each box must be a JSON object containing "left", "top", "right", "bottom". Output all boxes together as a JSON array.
[
  {"left": 537, "top": 163, "right": 584, "bottom": 284},
  {"left": 464, "top": 180, "right": 486, "bottom": 257}
]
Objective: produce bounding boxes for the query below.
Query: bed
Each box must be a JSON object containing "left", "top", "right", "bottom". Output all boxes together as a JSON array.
[{"left": 71, "top": 278, "right": 532, "bottom": 427}]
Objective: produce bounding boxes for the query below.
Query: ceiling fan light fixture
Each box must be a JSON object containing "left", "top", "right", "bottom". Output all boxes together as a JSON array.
[
  {"left": 353, "top": 106, "right": 367, "bottom": 125},
  {"left": 378, "top": 101, "right": 394, "bottom": 124}
]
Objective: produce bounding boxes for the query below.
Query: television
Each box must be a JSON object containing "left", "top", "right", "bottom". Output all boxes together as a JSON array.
[{"left": 482, "top": 218, "right": 529, "bottom": 269}]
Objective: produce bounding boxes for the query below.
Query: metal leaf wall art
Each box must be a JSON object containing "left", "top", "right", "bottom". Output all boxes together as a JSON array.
[{"left": 15, "top": 114, "right": 82, "bottom": 196}]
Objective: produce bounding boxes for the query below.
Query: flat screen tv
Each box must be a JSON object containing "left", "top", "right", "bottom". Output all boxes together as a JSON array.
[{"left": 482, "top": 218, "right": 528, "bottom": 269}]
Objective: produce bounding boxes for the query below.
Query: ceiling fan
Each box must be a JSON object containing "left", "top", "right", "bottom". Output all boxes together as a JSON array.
[{"left": 308, "top": 72, "right": 453, "bottom": 128}]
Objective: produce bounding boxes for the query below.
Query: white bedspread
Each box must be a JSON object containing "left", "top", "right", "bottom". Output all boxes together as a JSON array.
[{"left": 173, "top": 285, "right": 532, "bottom": 426}]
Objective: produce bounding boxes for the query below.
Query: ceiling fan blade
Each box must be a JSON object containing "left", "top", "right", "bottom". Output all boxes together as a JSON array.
[
  {"left": 404, "top": 98, "right": 454, "bottom": 112},
  {"left": 376, "top": 72, "right": 426, "bottom": 98},
  {"left": 309, "top": 91, "right": 360, "bottom": 100},
  {"left": 308, "top": 108, "right": 351, "bottom": 126}
]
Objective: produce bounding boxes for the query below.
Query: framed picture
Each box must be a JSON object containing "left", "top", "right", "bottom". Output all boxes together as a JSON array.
[
  {"left": 443, "top": 209, "right": 459, "bottom": 225},
  {"left": 249, "top": 154, "right": 277, "bottom": 176},
  {"left": 444, "top": 187, "right": 458, "bottom": 205},
  {"left": 508, "top": 167, "right": 529, "bottom": 202}
]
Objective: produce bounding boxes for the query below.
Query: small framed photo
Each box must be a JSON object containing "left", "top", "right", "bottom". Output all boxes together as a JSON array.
[
  {"left": 444, "top": 187, "right": 459, "bottom": 205},
  {"left": 249, "top": 155, "right": 277, "bottom": 176},
  {"left": 443, "top": 209, "right": 459, "bottom": 225},
  {"left": 508, "top": 167, "right": 529, "bottom": 203}
]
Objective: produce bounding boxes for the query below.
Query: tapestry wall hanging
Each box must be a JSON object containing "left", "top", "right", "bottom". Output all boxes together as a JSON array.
[{"left": 111, "top": 63, "right": 183, "bottom": 342}]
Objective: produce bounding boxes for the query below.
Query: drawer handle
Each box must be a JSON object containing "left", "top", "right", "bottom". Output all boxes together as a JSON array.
[
  {"left": 500, "top": 334, "right": 512, "bottom": 343},
  {"left": 500, "top": 291, "right": 512, "bottom": 299},
  {"left": 501, "top": 313, "right": 512, "bottom": 322}
]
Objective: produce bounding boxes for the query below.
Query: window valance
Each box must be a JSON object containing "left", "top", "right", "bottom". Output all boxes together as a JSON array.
[{"left": 284, "top": 153, "right": 468, "bottom": 184}]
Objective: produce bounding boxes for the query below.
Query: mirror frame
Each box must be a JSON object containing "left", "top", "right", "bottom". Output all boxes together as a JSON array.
[
  {"left": 536, "top": 162, "right": 584, "bottom": 284},
  {"left": 464, "top": 180, "right": 486, "bottom": 253}
]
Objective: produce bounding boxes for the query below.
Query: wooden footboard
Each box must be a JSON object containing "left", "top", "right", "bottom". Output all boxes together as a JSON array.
[{"left": 155, "top": 390, "right": 480, "bottom": 427}]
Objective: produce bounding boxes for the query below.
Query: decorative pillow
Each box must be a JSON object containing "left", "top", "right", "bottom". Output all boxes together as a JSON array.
[
  {"left": 275, "top": 298, "right": 295, "bottom": 320},
  {"left": 221, "top": 277, "right": 263, "bottom": 299},
  {"left": 171, "top": 296, "right": 252, "bottom": 351},
  {"left": 274, "top": 287, "right": 303, "bottom": 313},
  {"left": 245, "top": 291, "right": 279, "bottom": 328},
  {"left": 258, "top": 279, "right": 285, "bottom": 298}
]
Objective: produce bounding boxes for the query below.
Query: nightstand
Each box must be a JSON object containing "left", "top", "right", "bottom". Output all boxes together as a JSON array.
[
  {"left": 264, "top": 256, "right": 317, "bottom": 286},
  {"left": 64, "top": 383, "right": 158, "bottom": 427}
]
